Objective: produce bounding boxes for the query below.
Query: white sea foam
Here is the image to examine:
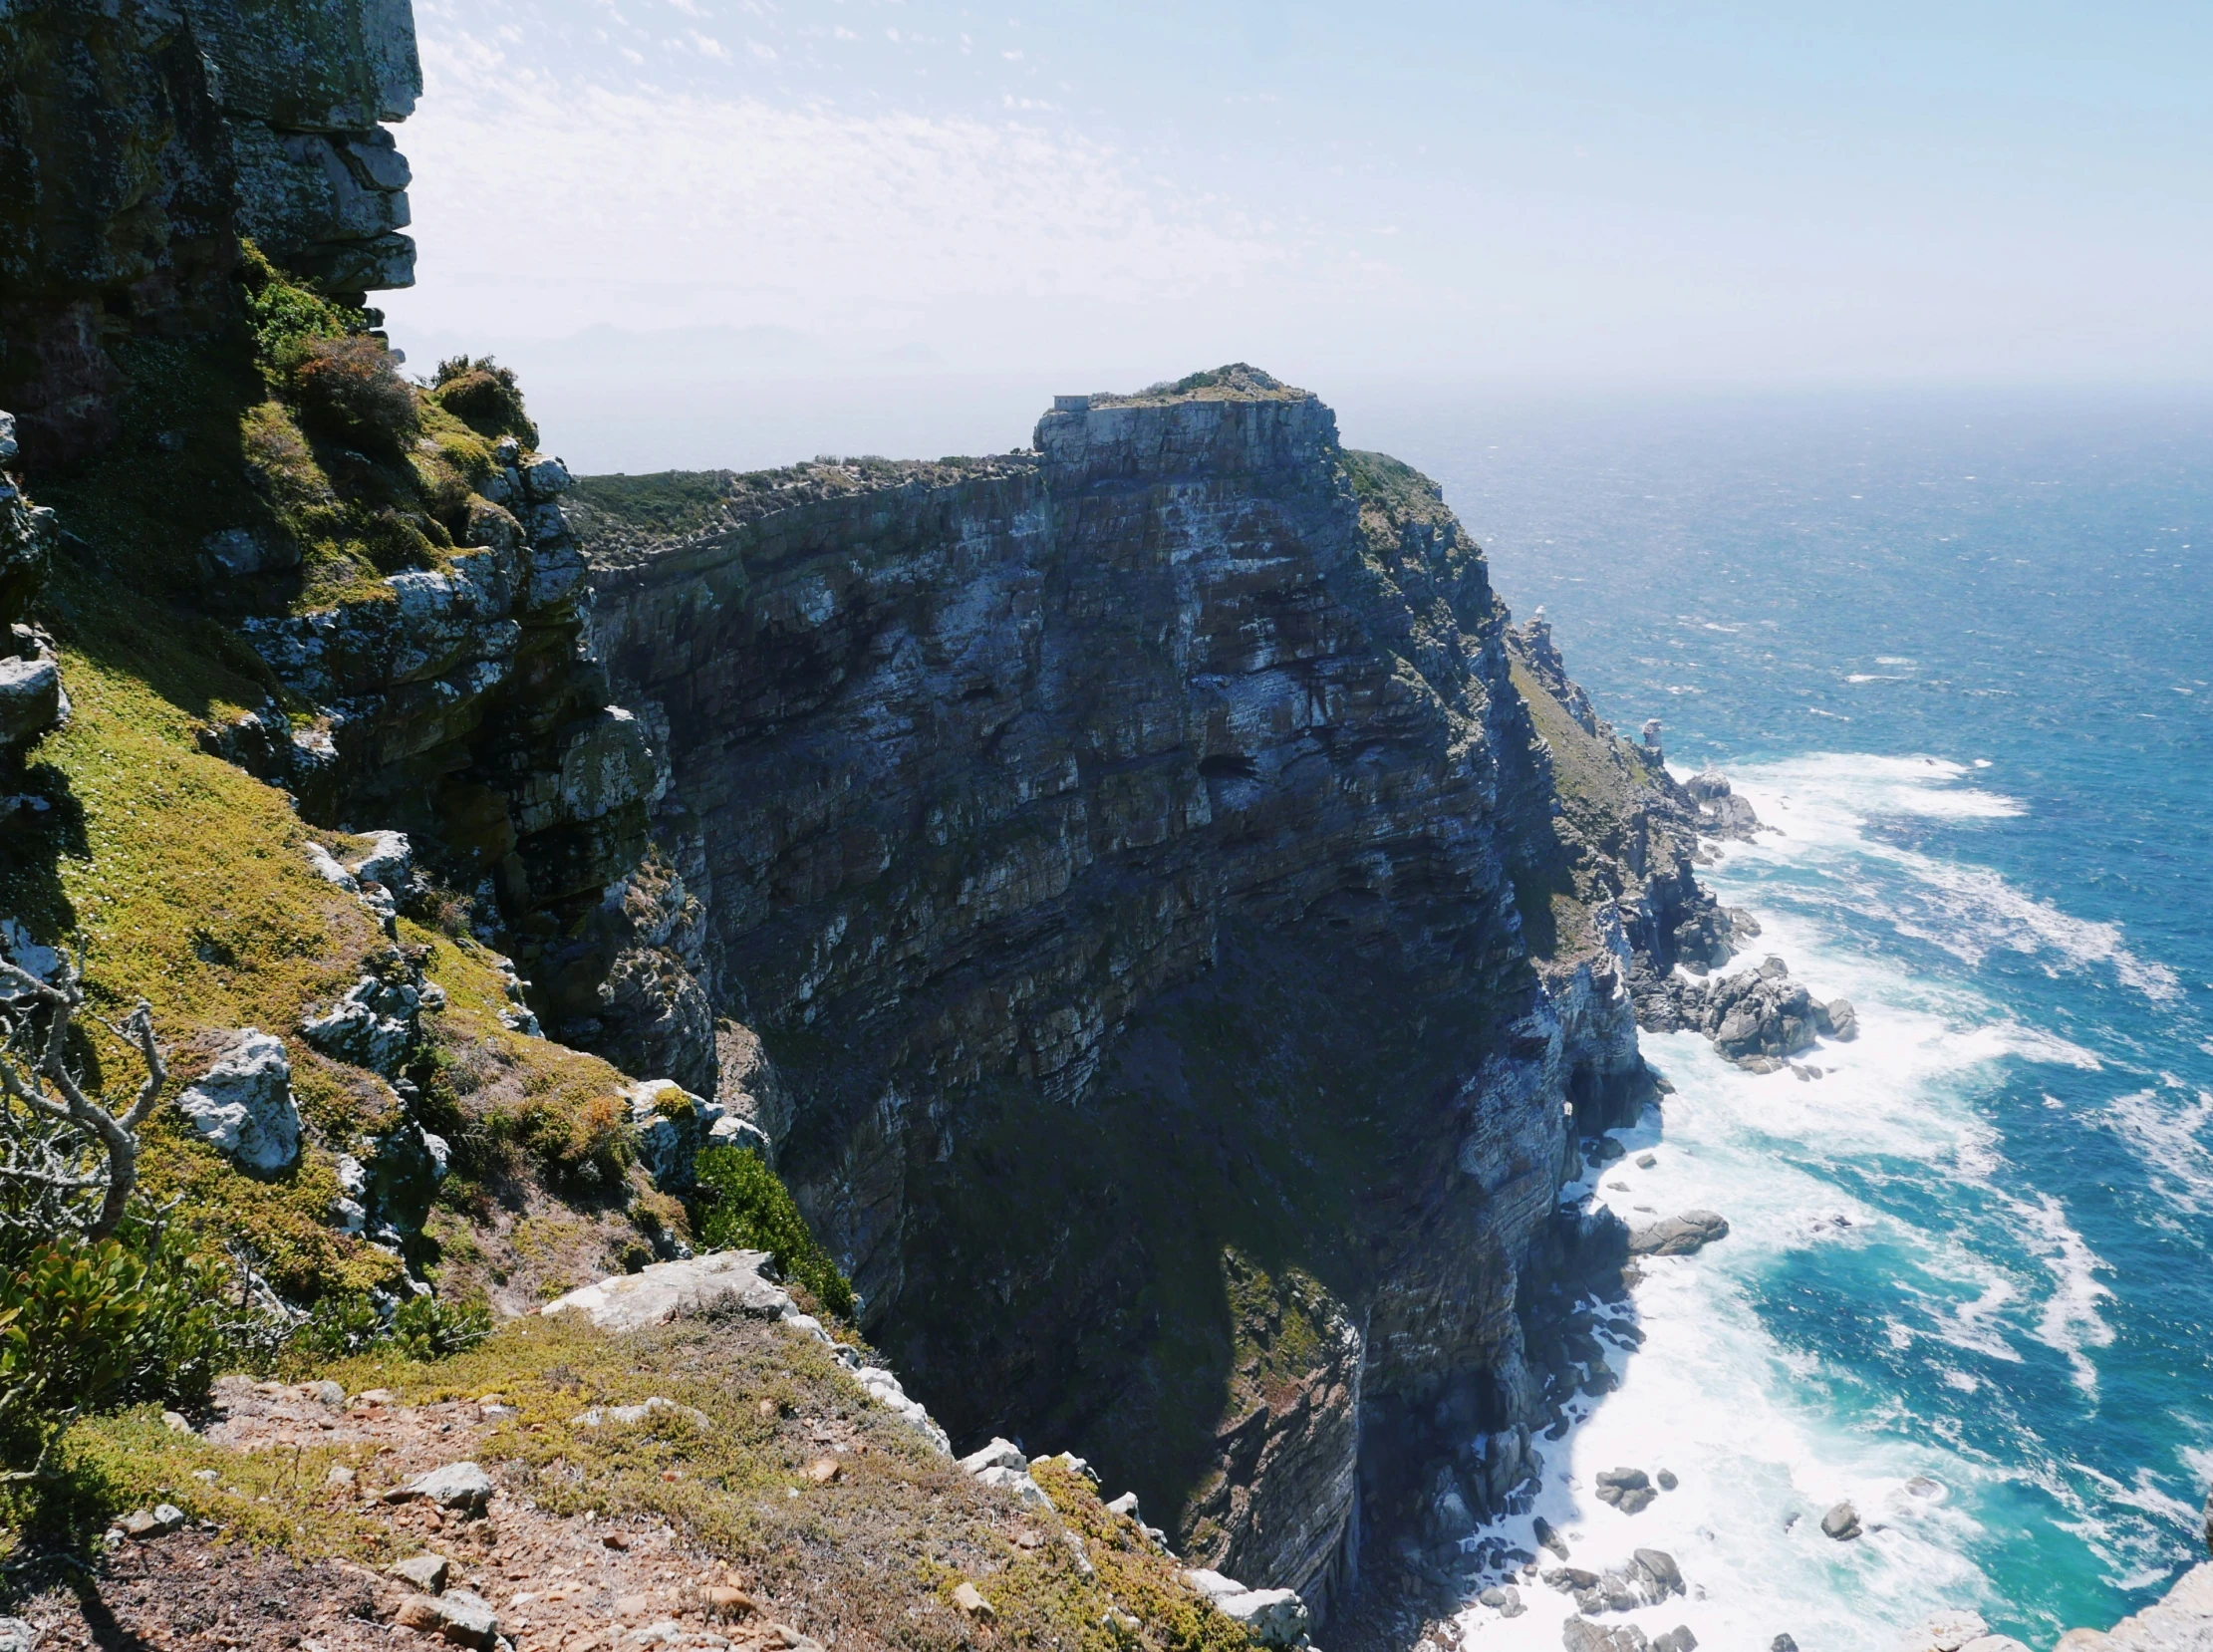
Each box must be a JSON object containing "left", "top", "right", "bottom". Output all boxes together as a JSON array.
[
  {"left": 1450, "top": 756, "right": 2159, "bottom": 1647},
  {"left": 2100, "top": 1083, "right": 2213, "bottom": 1219},
  {"left": 1712, "top": 754, "right": 2180, "bottom": 1005},
  {"left": 1454, "top": 1039, "right": 2006, "bottom": 1648},
  {"left": 2005, "top": 1192, "right": 2116, "bottom": 1396}
]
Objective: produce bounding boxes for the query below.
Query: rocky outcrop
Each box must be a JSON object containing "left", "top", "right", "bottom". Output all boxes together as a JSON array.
[
  {"left": 1682, "top": 767, "right": 1758, "bottom": 839},
  {"left": 186, "top": 0, "right": 421, "bottom": 294},
  {"left": 227, "top": 434, "right": 659, "bottom": 960},
  {"left": 1503, "top": 612, "right": 1741, "bottom": 1054},
  {"left": 573, "top": 369, "right": 1730, "bottom": 1613},
  {"left": 2058, "top": 1567, "right": 2213, "bottom": 1650},
  {"left": 1627, "top": 1212, "right": 1731, "bottom": 1258},
  {"left": 0, "top": 0, "right": 416, "bottom": 465},
  {"left": 1645, "top": 954, "right": 1856, "bottom": 1070},
  {"left": 175, "top": 1028, "right": 303, "bottom": 1174},
  {"left": 0, "top": 411, "right": 65, "bottom": 780},
  {"left": 541, "top": 1248, "right": 951, "bottom": 1452}
]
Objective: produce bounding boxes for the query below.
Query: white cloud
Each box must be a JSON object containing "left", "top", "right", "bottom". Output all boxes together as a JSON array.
[{"left": 386, "top": 30, "right": 1295, "bottom": 345}]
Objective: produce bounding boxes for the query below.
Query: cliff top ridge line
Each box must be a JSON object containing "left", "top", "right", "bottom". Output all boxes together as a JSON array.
[{"left": 568, "top": 365, "right": 1339, "bottom": 571}]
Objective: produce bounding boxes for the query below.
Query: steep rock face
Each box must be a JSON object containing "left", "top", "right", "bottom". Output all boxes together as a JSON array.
[
  {"left": 223, "top": 443, "right": 659, "bottom": 954},
  {"left": 188, "top": 0, "right": 422, "bottom": 293},
  {"left": 578, "top": 370, "right": 1707, "bottom": 1610},
  {"left": 0, "top": 0, "right": 417, "bottom": 466}
]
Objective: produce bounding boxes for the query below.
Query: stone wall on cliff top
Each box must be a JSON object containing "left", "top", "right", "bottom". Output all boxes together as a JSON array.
[
  {"left": 0, "top": 0, "right": 418, "bottom": 465},
  {"left": 574, "top": 367, "right": 1732, "bottom": 1612}
]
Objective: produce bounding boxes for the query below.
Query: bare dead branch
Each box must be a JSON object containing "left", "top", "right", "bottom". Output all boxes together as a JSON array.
[{"left": 0, "top": 951, "right": 168, "bottom": 1241}]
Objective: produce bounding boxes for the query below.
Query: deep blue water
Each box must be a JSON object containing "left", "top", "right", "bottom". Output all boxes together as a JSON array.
[{"left": 1332, "top": 388, "right": 2213, "bottom": 1646}]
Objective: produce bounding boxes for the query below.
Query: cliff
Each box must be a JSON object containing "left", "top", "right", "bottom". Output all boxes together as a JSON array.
[
  {"left": 571, "top": 368, "right": 1736, "bottom": 1610},
  {"left": 0, "top": 1, "right": 1755, "bottom": 1631},
  {"left": 0, "top": 0, "right": 418, "bottom": 466}
]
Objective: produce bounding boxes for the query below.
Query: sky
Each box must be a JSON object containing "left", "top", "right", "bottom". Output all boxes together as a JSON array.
[{"left": 377, "top": 1, "right": 2213, "bottom": 469}]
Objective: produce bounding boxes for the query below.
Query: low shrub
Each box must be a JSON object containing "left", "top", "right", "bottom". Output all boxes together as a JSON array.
[
  {"left": 691, "top": 1146, "right": 854, "bottom": 1319},
  {"left": 287, "top": 335, "right": 419, "bottom": 455},
  {"left": 287, "top": 1288, "right": 490, "bottom": 1369},
  {"left": 0, "top": 1220, "right": 235, "bottom": 1473},
  {"left": 428, "top": 356, "right": 538, "bottom": 448},
  {"left": 390, "top": 1293, "right": 491, "bottom": 1360}
]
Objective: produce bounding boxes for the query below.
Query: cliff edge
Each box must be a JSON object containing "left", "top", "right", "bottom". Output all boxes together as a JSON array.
[{"left": 570, "top": 366, "right": 1738, "bottom": 1611}]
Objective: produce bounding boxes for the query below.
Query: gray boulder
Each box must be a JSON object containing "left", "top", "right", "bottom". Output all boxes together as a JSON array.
[
  {"left": 1478, "top": 1583, "right": 1524, "bottom": 1616},
  {"left": 0, "top": 654, "right": 65, "bottom": 748},
  {"left": 176, "top": 1030, "right": 301, "bottom": 1173},
  {"left": 960, "top": 1437, "right": 1028, "bottom": 1476},
  {"left": 1654, "top": 1630, "right": 1698, "bottom": 1652},
  {"left": 1633, "top": 1548, "right": 1685, "bottom": 1596},
  {"left": 387, "top": 1461, "right": 494, "bottom": 1514},
  {"left": 396, "top": 1587, "right": 499, "bottom": 1649},
  {"left": 1595, "top": 1466, "right": 1658, "bottom": 1514},
  {"left": 1573, "top": 1548, "right": 1684, "bottom": 1615},
  {"left": 1183, "top": 1571, "right": 1310, "bottom": 1649},
  {"left": 1629, "top": 1212, "right": 1731, "bottom": 1257},
  {"left": 541, "top": 1248, "right": 795, "bottom": 1334},
  {"left": 1563, "top": 1621, "right": 1650, "bottom": 1652},
  {"left": 1821, "top": 1500, "right": 1862, "bottom": 1540},
  {"left": 346, "top": 829, "right": 413, "bottom": 892},
  {"left": 520, "top": 456, "right": 572, "bottom": 498},
  {"left": 390, "top": 1551, "right": 449, "bottom": 1592},
  {"left": 301, "top": 973, "right": 418, "bottom": 1072}
]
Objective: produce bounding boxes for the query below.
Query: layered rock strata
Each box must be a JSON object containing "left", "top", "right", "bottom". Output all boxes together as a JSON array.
[
  {"left": 0, "top": 0, "right": 417, "bottom": 465},
  {"left": 574, "top": 369, "right": 1737, "bottom": 1612}
]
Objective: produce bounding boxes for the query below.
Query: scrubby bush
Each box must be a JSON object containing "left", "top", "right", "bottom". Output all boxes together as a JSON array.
[
  {"left": 0, "top": 1220, "right": 235, "bottom": 1474},
  {"left": 692, "top": 1145, "right": 854, "bottom": 1318},
  {"left": 287, "top": 1288, "right": 489, "bottom": 1368},
  {"left": 0, "top": 962, "right": 255, "bottom": 1471},
  {"left": 288, "top": 335, "right": 420, "bottom": 454},
  {"left": 428, "top": 356, "right": 538, "bottom": 448},
  {"left": 391, "top": 1292, "right": 491, "bottom": 1359},
  {"left": 237, "top": 241, "right": 354, "bottom": 367}
]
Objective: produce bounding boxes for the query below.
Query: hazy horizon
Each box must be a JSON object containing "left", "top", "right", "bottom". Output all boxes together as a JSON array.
[{"left": 379, "top": 0, "right": 2213, "bottom": 450}]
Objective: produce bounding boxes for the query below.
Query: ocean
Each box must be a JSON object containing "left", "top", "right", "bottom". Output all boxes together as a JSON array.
[{"left": 1331, "top": 387, "right": 2213, "bottom": 1648}]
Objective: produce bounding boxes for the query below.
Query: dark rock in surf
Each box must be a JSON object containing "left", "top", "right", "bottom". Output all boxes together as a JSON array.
[{"left": 1594, "top": 1467, "right": 1656, "bottom": 1514}]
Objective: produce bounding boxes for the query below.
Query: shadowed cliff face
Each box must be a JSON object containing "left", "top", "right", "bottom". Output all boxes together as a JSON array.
[
  {"left": 0, "top": 0, "right": 418, "bottom": 467},
  {"left": 577, "top": 369, "right": 1706, "bottom": 1609}
]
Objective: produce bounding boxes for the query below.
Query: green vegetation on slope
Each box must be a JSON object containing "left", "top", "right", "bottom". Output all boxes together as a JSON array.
[
  {"left": 1, "top": 253, "right": 682, "bottom": 1320},
  {"left": 693, "top": 1144, "right": 856, "bottom": 1319},
  {"left": 38, "top": 1314, "right": 1252, "bottom": 1652}
]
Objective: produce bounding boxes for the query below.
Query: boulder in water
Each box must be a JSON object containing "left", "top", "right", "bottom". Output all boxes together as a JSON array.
[
  {"left": 1594, "top": 1467, "right": 1657, "bottom": 1514},
  {"left": 1628, "top": 1212, "right": 1730, "bottom": 1257}
]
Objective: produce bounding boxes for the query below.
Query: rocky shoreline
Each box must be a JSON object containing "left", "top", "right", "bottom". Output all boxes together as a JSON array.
[{"left": 1375, "top": 769, "right": 2212, "bottom": 1652}]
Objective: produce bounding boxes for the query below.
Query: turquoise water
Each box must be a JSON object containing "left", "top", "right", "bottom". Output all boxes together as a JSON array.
[{"left": 1341, "top": 389, "right": 2213, "bottom": 1646}]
